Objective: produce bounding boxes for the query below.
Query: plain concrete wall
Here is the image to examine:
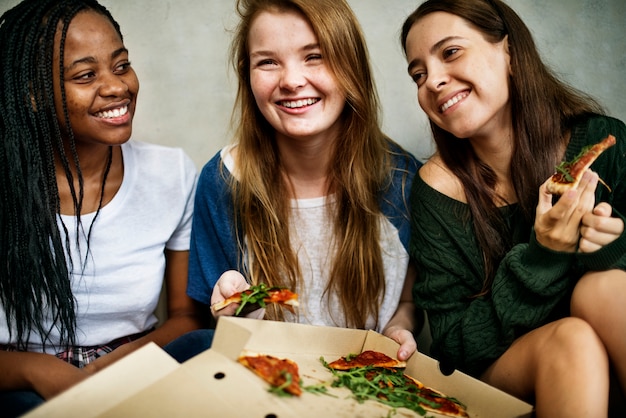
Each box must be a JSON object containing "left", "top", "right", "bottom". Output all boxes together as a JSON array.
[{"left": 1, "top": 0, "right": 624, "bottom": 167}]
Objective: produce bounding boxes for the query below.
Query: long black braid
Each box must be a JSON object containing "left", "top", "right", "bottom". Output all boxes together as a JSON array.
[{"left": 0, "top": 0, "right": 122, "bottom": 350}]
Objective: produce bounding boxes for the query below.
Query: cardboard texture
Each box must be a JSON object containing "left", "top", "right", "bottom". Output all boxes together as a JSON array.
[
  {"left": 23, "top": 342, "right": 179, "bottom": 418},
  {"left": 24, "top": 317, "right": 534, "bottom": 417}
]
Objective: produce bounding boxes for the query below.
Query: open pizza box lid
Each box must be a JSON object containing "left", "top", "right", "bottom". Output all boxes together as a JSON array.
[{"left": 25, "top": 316, "right": 533, "bottom": 417}]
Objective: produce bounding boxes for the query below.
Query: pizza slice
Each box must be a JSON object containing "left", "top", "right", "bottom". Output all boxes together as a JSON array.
[
  {"left": 324, "top": 351, "right": 468, "bottom": 418},
  {"left": 238, "top": 353, "right": 302, "bottom": 396},
  {"left": 212, "top": 283, "right": 299, "bottom": 316},
  {"left": 402, "top": 373, "right": 468, "bottom": 418},
  {"left": 546, "top": 134, "right": 616, "bottom": 195},
  {"left": 327, "top": 350, "right": 406, "bottom": 370}
]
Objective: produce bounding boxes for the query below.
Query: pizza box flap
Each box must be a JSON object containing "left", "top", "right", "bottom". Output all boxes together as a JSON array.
[{"left": 22, "top": 342, "right": 180, "bottom": 418}]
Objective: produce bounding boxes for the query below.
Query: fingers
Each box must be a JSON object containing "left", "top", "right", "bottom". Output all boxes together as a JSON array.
[
  {"left": 579, "top": 203, "right": 624, "bottom": 253},
  {"left": 384, "top": 327, "right": 417, "bottom": 361},
  {"left": 556, "top": 171, "right": 598, "bottom": 224},
  {"left": 210, "top": 270, "right": 249, "bottom": 317},
  {"left": 536, "top": 178, "right": 556, "bottom": 218},
  {"left": 534, "top": 171, "right": 598, "bottom": 252}
]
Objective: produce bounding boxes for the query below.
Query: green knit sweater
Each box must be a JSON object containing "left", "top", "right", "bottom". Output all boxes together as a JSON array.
[{"left": 409, "top": 115, "right": 626, "bottom": 377}]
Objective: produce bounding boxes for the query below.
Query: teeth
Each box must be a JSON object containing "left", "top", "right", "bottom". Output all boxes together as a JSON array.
[
  {"left": 95, "top": 106, "right": 128, "bottom": 119},
  {"left": 281, "top": 98, "right": 319, "bottom": 109},
  {"left": 440, "top": 93, "right": 468, "bottom": 112}
]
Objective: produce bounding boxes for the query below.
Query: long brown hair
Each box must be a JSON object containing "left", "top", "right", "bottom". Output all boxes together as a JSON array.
[
  {"left": 229, "top": 0, "right": 397, "bottom": 328},
  {"left": 400, "top": 0, "right": 603, "bottom": 292}
]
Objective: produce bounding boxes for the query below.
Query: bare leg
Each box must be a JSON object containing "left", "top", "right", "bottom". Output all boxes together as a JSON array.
[
  {"left": 571, "top": 269, "right": 626, "bottom": 395},
  {"left": 481, "top": 317, "right": 609, "bottom": 418}
]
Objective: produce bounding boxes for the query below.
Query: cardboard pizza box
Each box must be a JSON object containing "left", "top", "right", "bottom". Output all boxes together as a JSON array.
[
  {"left": 23, "top": 342, "right": 180, "bottom": 418},
  {"left": 24, "top": 317, "right": 534, "bottom": 417}
]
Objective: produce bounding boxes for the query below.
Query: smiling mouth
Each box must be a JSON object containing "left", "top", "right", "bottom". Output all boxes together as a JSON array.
[
  {"left": 95, "top": 106, "right": 128, "bottom": 119},
  {"left": 279, "top": 98, "right": 320, "bottom": 109},
  {"left": 440, "top": 92, "right": 469, "bottom": 113}
]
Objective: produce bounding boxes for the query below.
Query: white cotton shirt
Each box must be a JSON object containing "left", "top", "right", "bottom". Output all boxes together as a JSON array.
[
  {"left": 282, "top": 195, "right": 408, "bottom": 332},
  {"left": 0, "top": 140, "right": 197, "bottom": 353}
]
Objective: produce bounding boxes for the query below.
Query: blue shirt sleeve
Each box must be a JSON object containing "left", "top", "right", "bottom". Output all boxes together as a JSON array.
[{"left": 187, "top": 152, "right": 241, "bottom": 305}]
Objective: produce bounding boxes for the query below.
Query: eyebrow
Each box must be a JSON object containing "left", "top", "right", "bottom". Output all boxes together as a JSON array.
[
  {"left": 65, "top": 47, "right": 128, "bottom": 70},
  {"left": 250, "top": 43, "right": 320, "bottom": 58},
  {"left": 406, "top": 36, "right": 463, "bottom": 73}
]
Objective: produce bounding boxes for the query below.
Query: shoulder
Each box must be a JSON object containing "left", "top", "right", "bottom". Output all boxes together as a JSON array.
[
  {"left": 126, "top": 140, "right": 195, "bottom": 172},
  {"left": 196, "top": 147, "right": 233, "bottom": 202},
  {"left": 387, "top": 141, "right": 422, "bottom": 173},
  {"left": 569, "top": 114, "right": 626, "bottom": 146},
  {"left": 419, "top": 154, "right": 466, "bottom": 203},
  {"left": 198, "top": 146, "right": 233, "bottom": 182},
  {"left": 124, "top": 141, "right": 196, "bottom": 189}
]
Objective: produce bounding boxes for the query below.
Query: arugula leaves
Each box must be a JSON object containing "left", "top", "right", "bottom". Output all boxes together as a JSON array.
[
  {"left": 235, "top": 283, "right": 272, "bottom": 316},
  {"left": 320, "top": 356, "right": 465, "bottom": 417}
]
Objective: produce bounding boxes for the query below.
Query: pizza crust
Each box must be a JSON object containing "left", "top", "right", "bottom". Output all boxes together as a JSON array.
[{"left": 546, "top": 134, "right": 616, "bottom": 195}]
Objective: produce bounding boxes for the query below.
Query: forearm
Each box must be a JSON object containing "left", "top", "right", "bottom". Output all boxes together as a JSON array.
[
  {"left": 0, "top": 351, "right": 86, "bottom": 398},
  {"left": 382, "top": 301, "right": 416, "bottom": 336}
]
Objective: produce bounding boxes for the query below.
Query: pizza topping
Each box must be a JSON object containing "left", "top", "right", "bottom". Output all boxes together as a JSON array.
[
  {"left": 327, "top": 350, "right": 406, "bottom": 370},
  {"left": 322, "top": 354, "right": 468, "bottom": 417},
  {"left": 212, "top": 283, "right": 299, "bottom": 316},
  {"left": 238, "top": 354, "right": 302, "bottom": 396},
  {"left": 547, "top": 134, "right": 616, "bottom": 195}
]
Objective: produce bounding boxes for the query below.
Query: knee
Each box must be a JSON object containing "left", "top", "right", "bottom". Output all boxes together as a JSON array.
[
  {"left": 571, "top": 270, "right": 622, "bottom": 318},
  {"left": 542, "top": 318, "right": 607, "bottom": 369}
]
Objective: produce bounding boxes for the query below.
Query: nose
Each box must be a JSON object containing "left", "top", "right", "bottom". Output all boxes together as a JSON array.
[
  {"left": 98, "top": 72, "right": 129, "bottom": 97},
  {"left": 279, "top": 62, "right": 306, "bottom": 91},
  {"left": 425, "top": 63, "right": 449, "bottom": 91}
]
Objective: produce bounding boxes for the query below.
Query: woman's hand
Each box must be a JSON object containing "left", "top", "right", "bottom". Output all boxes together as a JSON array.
[
  {"left": 210, "top": 271, "right": 265, "bottom": 319},
  {"left": 534, "top": 170, "right": 598, "bottom": 252},
  {"left": 382, "top": 325, "right": 417, "bottom": 361},
  {"left": 579, "top": 202, "right": 624, "bottom": 252}
]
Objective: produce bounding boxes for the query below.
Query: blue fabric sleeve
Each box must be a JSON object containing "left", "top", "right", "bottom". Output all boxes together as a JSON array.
[
  {"left": 381, "top": 146, "right": 422, "bottom": 251},
  {"left": 187, "top": 152, "right": 241, "bottom": 305}
]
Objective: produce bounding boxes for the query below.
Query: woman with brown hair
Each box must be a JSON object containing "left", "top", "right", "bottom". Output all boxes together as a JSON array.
[
  {"left": 187, "top": 0, "right": 421, "bottom": 361},
  {"left": 401, "top": 0, "right": 626, "bottom": 416}
]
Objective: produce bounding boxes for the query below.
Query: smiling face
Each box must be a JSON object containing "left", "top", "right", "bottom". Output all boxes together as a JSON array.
[
  {"left": 405, "top": 11, "right": 511, "bottom": 141},
  {"left": 53, "top": 9, "right": 139, "bottom": 148},
  {"left": 247, "top": 8, "right": 346, "bottom": 145}
]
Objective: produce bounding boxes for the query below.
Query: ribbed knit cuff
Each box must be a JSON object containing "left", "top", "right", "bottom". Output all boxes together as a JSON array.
[{"left": 525, "top": 229, "right": 576, "bottom": 279}]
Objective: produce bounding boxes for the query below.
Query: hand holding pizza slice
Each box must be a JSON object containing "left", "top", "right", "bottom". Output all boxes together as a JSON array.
[
  {"left": 212, "top": 282, "right": 299, "bottom": 316},
  {"left": 546, "top": 134, "right": 616, "bottom": 195}
]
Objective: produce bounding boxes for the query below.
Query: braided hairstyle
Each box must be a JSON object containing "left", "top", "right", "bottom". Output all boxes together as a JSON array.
[{"left": 0, "top": 0, "right": 122, "bottom": 350}]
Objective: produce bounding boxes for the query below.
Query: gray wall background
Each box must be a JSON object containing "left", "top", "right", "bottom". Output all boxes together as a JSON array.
[{"left": 2, "top": 0, "right": 624, "bottom": 167}]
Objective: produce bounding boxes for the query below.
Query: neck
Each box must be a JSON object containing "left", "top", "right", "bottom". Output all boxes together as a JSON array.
[
  {"left": 468, "top": 127, "right": 517, "bottom": 205},
  {"left": 276, "top": 134, "right": 335, "bottom": 199},
  {"left": 56, "top": 144, "right": 122, "bottom": 215}
]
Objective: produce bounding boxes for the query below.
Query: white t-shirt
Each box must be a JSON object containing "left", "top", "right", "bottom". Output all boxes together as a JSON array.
[
  {"left": 0, "top": 140, "right": 197, "bottom": 353},
  {"left": 283, "top": 195, "right": 408, "bottom": 332}
]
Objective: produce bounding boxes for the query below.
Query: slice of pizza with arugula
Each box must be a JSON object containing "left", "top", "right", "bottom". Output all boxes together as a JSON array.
[
  {"left": 546, "top": 134, "right": 616, "bottom": 195},
  {"left": 326, "top": 350, "right": 407, "bottom": 370},
  {"left": 238, "top": 353, "right": 302, "bottom": 396},
  {"left": 324, "top": 351, "right": 468, "bottom": 418},
  {"left": 212, "top": 283, "right": 299, "bottom": 316}
]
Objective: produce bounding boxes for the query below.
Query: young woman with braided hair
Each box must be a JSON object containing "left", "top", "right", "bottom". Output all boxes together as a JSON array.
[{"left": 0, "top": 0, "right": 205, "bottom": 415}]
